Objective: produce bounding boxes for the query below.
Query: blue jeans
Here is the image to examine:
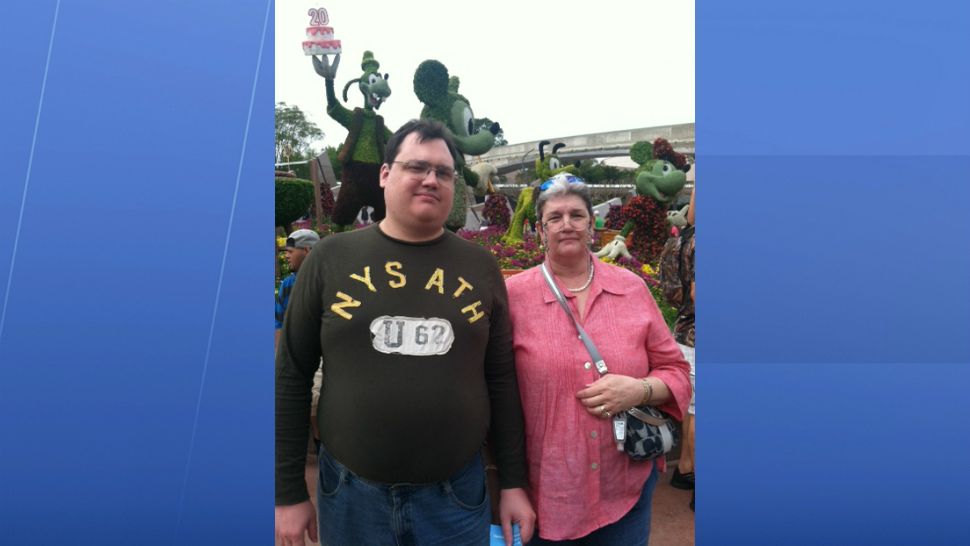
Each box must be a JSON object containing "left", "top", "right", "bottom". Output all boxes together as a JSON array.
[
  {"left": 317, "top": 443, "right": 490, "bottom": 546},
  {"left": 528, "top": 465, "right": 659, "bottom": 546}
]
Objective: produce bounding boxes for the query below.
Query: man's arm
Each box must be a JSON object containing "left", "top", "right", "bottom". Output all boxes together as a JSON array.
[
  {"left": 499, "top": 488, "right": 535, "bottom": 546},
  {"left": 481, "top": 268, "right": 528, "bottom": 489},
  {"left": 275, "top": 501, "right": 317, "bottom": 546},
  {"left": 481, "top": 265, "right": 535, "bottom": 544}
]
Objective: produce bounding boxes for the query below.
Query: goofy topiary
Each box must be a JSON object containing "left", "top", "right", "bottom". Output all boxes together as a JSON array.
[{"left": 312, "top": 51, "right": 392, "bottom": 231}]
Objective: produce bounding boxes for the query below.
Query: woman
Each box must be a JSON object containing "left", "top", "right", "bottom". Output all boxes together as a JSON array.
[{"left": 505, "top": 173, "right": 692, "bottom": 545}]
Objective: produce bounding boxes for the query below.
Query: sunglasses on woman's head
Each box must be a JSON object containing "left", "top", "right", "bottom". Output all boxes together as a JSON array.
[{"left": 539, "top": 174, "right": 585, "bottom": 193}]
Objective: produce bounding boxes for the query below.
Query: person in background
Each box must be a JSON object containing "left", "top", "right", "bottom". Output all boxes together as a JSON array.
[
  {"left": 275, "top": 229, "right": 320, "bottom": 353},
  {"left": 668, "top": 169, "right": 695, "bottom": 512},
  {"left": 275, "top": 229, "right": 325, "bottom": 457},
  {"left": 505, "top": 173, "right": 691, "bottom": 545}
]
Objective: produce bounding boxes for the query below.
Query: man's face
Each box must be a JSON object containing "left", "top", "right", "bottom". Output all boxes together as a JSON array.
[
  {"left": 284, "top": 247, "right": 309, "bottom": 272},
  {"left": 379, "top": 133, "right": 455, "bottom": 230}
]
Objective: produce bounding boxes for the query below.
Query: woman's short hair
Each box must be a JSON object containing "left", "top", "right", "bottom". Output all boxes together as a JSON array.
[{"left": 534, "top": 173, "right": 594, "bottom": 221}]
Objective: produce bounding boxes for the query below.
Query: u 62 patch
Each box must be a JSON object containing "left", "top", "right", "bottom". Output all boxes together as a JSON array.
[{"left": 369, "top": 316, "right": 455, "bottom": 356}]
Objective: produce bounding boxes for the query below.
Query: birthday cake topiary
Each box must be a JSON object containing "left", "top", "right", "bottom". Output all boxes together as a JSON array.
[{"left": 303, "top": 8, "right": 341, "bottom": 56}]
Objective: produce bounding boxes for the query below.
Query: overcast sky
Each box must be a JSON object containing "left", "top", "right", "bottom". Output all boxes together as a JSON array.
[{"left": 275, "top": 1, "right": 694, "bottom": 154}]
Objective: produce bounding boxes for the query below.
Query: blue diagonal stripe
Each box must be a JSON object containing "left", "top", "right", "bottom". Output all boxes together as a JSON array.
[
  {"left": 0, "top": 0, "right": 61, "bottom": 347},
  {"left": 171, "top": 0, "right": 273, "bottom": 542}
]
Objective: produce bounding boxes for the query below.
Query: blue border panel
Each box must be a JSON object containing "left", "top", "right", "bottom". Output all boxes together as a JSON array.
[
  {"left": 703, "top": 156, "right": 970, "bottom": 364},
  {"left": 0, "top": 1, "right": 273, "bottom": 544},
  {"left": 699, "top": 0, "right": 970, "bottom": 544},
  {"left": 2, "top": 0, "right": 970, "bottom": 544}
]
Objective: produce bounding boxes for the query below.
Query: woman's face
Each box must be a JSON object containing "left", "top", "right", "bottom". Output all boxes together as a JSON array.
[{"left": 538, "top": 194, "right": 593, "bottom": 262}]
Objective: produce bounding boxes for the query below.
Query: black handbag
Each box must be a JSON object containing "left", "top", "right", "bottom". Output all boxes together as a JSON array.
[
  {"left": 624, "top": 406, "right": 677, "bottom": 461},
  {"left": 541, "top": 263, "right": 677, "bottom": 461}
]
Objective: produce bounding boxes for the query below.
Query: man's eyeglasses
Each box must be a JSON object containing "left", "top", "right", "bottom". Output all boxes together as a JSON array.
[
  {"left": 542, "top": 213, "right": 590, "bottom": 231},
  {"left": 392, "top": 160, "right": 456, "bottom": 184}
]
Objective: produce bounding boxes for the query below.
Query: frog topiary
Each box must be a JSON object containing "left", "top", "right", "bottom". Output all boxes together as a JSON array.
[{"left": 312, "top": 50, "right": 392, "bottom": 231}]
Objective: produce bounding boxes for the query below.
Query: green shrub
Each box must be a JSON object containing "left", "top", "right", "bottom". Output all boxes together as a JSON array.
[
  {"left": 413, "top": 60, "right": 449, "bottom": 106},
  {"left": 629, "top": 141, "right": 654, "bottom": 166},
  {"left": 413, "top": 60, "right": 453, "bottom": 122},
  {"left": 650, "top": 284, "right": 680, "bottom": 331},
  {"left": 275, "top": 177, "right": 314, "bottom": 228}
]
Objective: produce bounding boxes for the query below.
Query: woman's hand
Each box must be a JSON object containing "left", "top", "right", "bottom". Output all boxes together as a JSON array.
[{"left": 576, "top": 374, "right": 644, "bottom": 418}]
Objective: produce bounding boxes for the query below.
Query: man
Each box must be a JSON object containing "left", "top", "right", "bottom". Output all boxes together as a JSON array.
[
  {"left": 276, "top": 119, "right": 535, "bottom": 546},
  {"left": 275, "top": 229, "right": 320, "bottom": 353}
]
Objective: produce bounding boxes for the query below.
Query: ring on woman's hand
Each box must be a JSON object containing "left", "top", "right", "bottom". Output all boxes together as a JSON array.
[
  {"left": 604, "top": 410, "right": 612, "bottom": 417},
  {"left": 598, "top": 404, "right": 607, "bottom": 416}
]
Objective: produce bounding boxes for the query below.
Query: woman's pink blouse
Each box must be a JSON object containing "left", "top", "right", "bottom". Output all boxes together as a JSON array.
[{"left": 505, "top": 258, "right": 692, "bottom": 540}]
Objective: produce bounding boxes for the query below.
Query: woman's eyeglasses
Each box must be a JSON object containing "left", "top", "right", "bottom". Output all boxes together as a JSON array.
[
  {"left": 392, "top": 160, "right": 456, "bottom": 184},
  {"left": 542, "top": 213, "right": 590, "bottom": 231}
]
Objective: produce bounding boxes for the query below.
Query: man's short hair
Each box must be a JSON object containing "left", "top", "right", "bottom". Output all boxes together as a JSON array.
[
  {"left": 384, "top": 119, "right": 460, "bottom": 166},
  {"left": 286, "top": 229, "right": 320, "bottom": 250}
]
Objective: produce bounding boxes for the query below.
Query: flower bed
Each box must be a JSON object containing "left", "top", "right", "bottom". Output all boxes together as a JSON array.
[{"left": 457, "top": 226, "right": 544, "bottom": 270}]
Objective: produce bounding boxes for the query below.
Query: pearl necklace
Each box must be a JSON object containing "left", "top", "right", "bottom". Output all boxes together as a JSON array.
[{"left": 563, "top": 259, "right": 595, "bottom": 293}]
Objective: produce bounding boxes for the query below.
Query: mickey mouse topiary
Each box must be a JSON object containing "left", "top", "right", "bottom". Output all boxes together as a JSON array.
[
  {"left": 413, "top": 60, "right": 502, "bottom": 231},
  {"left": 595, "top": 138, "right": 689, "bottom": 261}
]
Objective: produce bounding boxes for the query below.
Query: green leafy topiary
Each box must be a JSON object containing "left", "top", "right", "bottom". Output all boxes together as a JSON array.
[
  {"left": 414, "top": 60, "right": 449, "bottom": 106},
  {"left": 462, "top": 165, "right": 479, "bottom": 188},
  {"left": 317, "top": 50, "right": 391, "bottom": 229},
  {"left": 413, "top": 59, "right": 502, "bottom": 230},
  {"left": 629, "top": 141, "right": 654, "bottom": 166},
  {"left": 414, "top": 60, "right": 453, "bottom": 123},
  {"left": 275, "top": 177, "right": 315, "bottom": 228}
]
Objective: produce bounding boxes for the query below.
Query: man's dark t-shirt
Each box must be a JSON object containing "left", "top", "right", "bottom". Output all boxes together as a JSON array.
[{"left": 275, "top": 225, "right": 527, "bottom": 505}]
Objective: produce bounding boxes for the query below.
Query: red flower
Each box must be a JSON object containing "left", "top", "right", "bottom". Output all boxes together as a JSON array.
[
  {"left": 619, "top": 196, "right": 666, "bottom": 263},
  {"left": 482, "top": 194, "right": 511, "bottom": 230}
]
